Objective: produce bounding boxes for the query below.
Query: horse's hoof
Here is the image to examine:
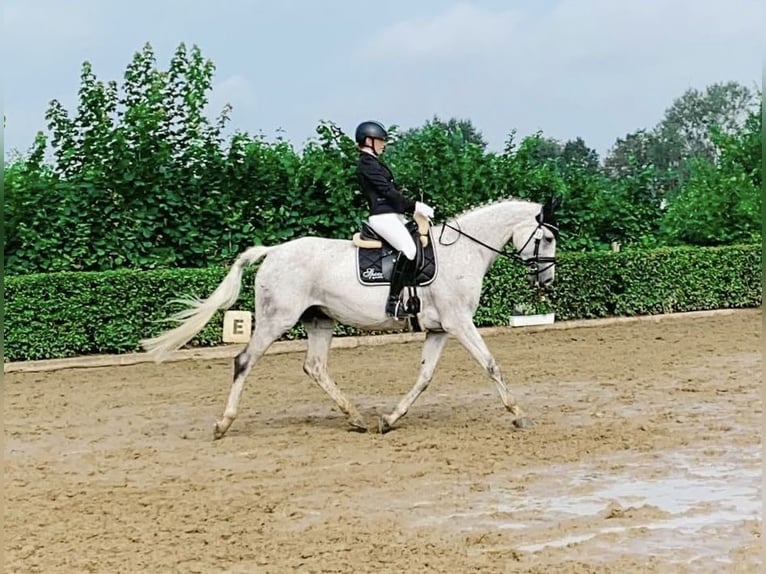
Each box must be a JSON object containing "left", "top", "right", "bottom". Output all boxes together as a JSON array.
[
  {"left": 513, "top": 417, "right": 534, "bottom": 430},
  {"left": 378, "top": 417, "right": 393, "bottom": 434},
  {"left": 213, "top": 422, "right": 226, "bottom": 440},
  {"left": 348, "top": 418, "right": 368, "bottom": 433}
]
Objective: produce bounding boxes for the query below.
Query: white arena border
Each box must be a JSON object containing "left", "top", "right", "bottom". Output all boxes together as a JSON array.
[{"left": 4, "top": 308, "right": 760, "bottom": 374}]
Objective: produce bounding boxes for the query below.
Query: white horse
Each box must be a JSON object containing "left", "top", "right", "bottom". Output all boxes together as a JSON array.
[{"left": 140, "top": 196, "right": 560, "bottom": 438}]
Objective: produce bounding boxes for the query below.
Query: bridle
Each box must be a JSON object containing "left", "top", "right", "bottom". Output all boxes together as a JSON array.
[{"left": 437, "top": 211, "right": 558, "bottom": 281}]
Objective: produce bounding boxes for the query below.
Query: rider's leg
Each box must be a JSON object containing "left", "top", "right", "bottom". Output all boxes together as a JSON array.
[
  {"left": 367, "top": 214, "right": 417, "bottom": 318},
  {"left": 386, "top": 250, "right": 417, "bottom": 318},
  {"left": 367, "top": 213, "right": 417, "bottom": 260}
]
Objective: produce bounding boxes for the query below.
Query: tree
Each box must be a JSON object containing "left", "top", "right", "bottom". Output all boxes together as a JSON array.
[
  {"left": 660, "top": 104, "right": 762, "bottom": 246},
  {"left": 560, "top": 137, "right": 600, "bottom": 174},
  {"left": 515, "top": 132, "right": 563, "bottom": 166},
  {"left": 603, "top": 81, "right": 759, "bottom": 198},
  {"left": 5, "top": 42, "right": 243, "bottom": 272},
  {"left": 603, "top": 129, "right": 656, "bottom": 178},
  {"left": 384, "top": 117, "right": 500, "bottom": 215},
  {"left": 657, "top": 81, "right": 758, "bottom": 163},
  {"left": 395, "top": 115, "right": 488, "bottom": 151}
]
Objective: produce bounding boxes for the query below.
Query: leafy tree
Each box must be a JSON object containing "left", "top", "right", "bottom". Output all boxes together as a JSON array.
[
  {"left": 660, "top": 105, "right": 762, "bottom": 246},
  {"left": 604, "top": 81, "right": 758, "bottom": 204},
  {"left": 6, "top": 42, "right": 242, "bottom": 272},
  {"left": 2, "top": 41, "right": 760, "bottom": 277},
  {"left": 657, "top": 81, "right": 758, "bottom": 163},
  {"left": 603, "top": 129, "right": 656, "bottom": 178},
  {"left": 292, "top": 120, "right": 365, "bottom": 239},
  {"left": 384, "top": 117, "right": 501, "bottom": 216},
  {"left": 560, "top": 137, "right": 600, "bottom": 174},
  {"left": 508, "top": 131, "right": 563, "bottom": 167},
  {"left": 395, "top": 115, "right": 488, "bottom": 151}
]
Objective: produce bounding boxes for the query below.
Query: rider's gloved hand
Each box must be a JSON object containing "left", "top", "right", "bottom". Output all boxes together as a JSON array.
[{"left": 415, "top": 201, "right": 435, "bottom": 219}]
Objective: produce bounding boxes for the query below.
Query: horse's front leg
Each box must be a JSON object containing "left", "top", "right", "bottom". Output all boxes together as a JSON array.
[
  {"left": 379, "top": 330, "right": 449, "bottom": 434},
  {"left": 446, "top": 319, "right": 533, "bottom": 429}
]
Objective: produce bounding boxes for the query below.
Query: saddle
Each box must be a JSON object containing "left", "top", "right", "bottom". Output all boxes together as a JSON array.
[{"left": 351, "top": 212, "right": 438, "bottom": 287}]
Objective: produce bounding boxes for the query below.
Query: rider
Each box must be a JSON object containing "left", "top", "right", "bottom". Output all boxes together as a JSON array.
[{"left": 355, "top": 120, "right": 435, "bottom": 319}]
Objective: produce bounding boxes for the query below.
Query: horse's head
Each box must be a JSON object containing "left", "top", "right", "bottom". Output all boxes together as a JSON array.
[{"left": 511, "top": 196, "right": 561, "bottom": 288}]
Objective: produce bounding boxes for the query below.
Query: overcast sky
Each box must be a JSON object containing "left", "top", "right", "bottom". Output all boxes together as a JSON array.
[{"left": 3, "top": 0, "right": 762, "bottom": 160}]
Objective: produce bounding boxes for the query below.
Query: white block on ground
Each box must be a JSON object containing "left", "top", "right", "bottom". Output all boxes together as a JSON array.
[
  {"left": 222, "top": 310, "right": 252, "bottom": 343},
  {"left": 509, "top": 313, "right": 556, "bottom": 327}
]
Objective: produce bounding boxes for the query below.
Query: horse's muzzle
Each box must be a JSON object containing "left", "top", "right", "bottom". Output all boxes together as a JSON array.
[{"left": 528, "top": 272, "right": 554, "bottom": 290}]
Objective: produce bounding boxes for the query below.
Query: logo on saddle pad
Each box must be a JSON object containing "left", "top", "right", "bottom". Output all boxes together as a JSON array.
[
  {"left": 361, "top": 267, "right": 385, "bottom": 281},
  {"left": 352, "top": 219, "right": 438, "bottom": 287}
]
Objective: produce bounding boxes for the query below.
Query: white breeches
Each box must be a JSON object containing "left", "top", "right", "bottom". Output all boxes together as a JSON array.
[{"left": 367, "top": 213, "right": 416, "bottom": 260}]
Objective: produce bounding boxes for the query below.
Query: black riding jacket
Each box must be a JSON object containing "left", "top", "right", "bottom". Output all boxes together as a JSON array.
[{"left": 356, "top": 152, "right": 417, "bottom": 216}]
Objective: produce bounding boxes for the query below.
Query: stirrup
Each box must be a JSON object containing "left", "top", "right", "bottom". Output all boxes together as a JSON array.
[{"left": 386, "top": 297, "right": 413, "bottom": 320}]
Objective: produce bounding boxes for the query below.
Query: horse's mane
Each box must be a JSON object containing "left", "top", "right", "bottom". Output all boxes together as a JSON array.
[{"left": 450, "top": 196, "right": 537, "bottom": 220}]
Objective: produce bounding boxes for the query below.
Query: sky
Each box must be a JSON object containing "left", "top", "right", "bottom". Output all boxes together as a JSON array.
[{"left": 2, "top": 0, "right": 763, "bottom": 160}]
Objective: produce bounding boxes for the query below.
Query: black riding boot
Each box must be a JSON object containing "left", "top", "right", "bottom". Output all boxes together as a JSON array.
[{"left": 386, "top": 252, "right": 416, "bottom": 319}]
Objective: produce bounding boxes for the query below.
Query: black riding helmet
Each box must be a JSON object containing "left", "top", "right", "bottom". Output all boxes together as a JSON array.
[{"left": 355, "top": 120, "right": 388, "bottom": 146}]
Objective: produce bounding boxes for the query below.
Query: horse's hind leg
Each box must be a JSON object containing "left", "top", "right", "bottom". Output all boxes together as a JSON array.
[
  {"left": 379, "top": 330, "right": 448, "bottom": 434},
  {"left": 302, "top": 315, "right": 367, "bottom": 432},
  {"left": 213, "top": 313, "right": 298, "bottom": 440}
]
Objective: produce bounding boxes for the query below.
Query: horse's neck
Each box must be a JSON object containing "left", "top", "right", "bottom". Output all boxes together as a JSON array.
[{"left": 451, "top": 201, "right": 535, "bottom": 271}]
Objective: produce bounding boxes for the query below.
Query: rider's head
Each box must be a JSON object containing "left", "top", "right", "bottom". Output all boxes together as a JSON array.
[{"left": 355, "top": 120, "right": 388, "bottom": 155}]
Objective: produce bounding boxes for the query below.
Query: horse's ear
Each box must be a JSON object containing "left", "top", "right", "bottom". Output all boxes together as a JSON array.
[
  {"left": 540, "top": 196, "right": 561, "bottom": 238},
  {"left": 542, "top": 196, "right": 562, "bottom": 222},
  {"left": 544, "top": 195, "right": 562, "bottom": 214}
]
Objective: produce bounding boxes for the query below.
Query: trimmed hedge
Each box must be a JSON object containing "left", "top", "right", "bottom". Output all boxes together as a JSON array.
[{"left": 4, "top": 244, "right": 761, "bottom": 362}]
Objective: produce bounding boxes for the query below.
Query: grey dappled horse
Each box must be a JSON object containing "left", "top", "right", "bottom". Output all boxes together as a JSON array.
[{"left": 141, "top": 197, "right": 560, "bottom": 438}]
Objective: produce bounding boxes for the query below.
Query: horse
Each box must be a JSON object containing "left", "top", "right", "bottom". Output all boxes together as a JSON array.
[{"left": 140, "top": 196, "right": 561, "bottom": 438}]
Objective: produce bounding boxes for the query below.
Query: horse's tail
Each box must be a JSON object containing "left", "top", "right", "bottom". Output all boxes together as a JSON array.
[{"left": 140, "top": 245, "right": 272, "bottom": 362}]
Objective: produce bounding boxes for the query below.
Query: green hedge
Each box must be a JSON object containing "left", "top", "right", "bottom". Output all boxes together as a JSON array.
[{"left": 4, "top": 244, "right": 761, "bottom": 362}]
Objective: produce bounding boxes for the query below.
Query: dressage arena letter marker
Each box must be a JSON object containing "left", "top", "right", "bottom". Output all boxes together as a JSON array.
[{"left": 222, "top": 311, "right": 252, "bottom": 343}]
